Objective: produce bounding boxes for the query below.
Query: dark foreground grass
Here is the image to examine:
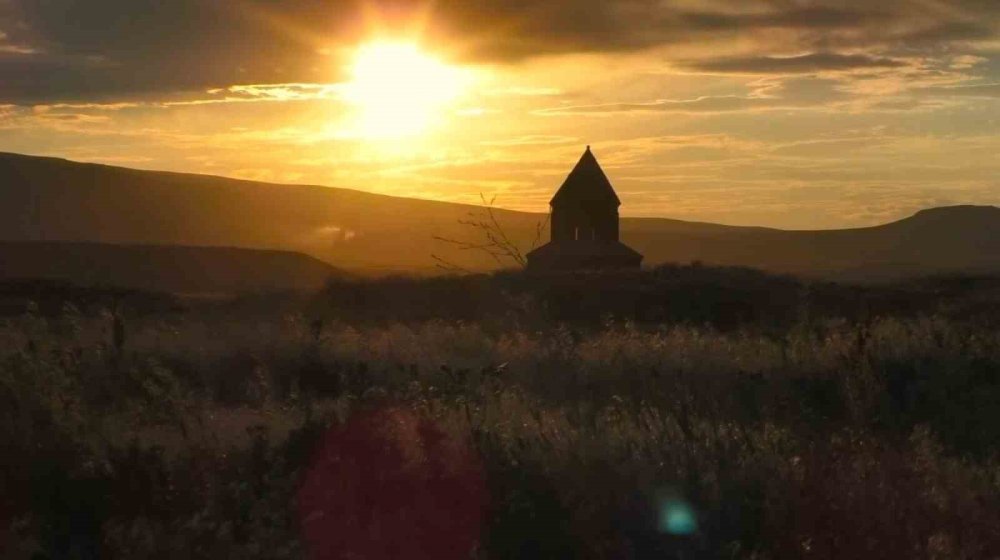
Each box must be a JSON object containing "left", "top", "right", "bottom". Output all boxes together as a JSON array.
[{"left": 2, "top": 265, "right": 1000, "bottom": 558}]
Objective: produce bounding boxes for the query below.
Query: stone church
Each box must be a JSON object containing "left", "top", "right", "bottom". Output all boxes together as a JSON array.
[{"left": 526, "top": 146, "right": 643, "bottom": 271}]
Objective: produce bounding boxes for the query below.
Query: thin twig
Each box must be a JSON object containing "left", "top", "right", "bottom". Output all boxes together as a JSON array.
[
  {"left": 431, "top": 194, "right": 548, "bottom": 269},
  {"left": 431, "top": 254, "right": 472, "bottom": 273}
]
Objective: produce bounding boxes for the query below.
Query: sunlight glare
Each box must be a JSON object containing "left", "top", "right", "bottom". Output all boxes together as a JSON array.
[{"left": 343, "top": 41, "right": 471, "bottom": 138}]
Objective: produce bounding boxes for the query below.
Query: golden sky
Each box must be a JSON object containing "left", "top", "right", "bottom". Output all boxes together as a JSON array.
[{"left": 1, "top": 0, "right": 998, "bottom": 229}]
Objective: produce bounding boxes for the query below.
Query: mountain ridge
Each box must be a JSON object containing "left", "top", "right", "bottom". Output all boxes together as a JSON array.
[{"left": 1, "top": 150, "right": 997, "bottom": 281}]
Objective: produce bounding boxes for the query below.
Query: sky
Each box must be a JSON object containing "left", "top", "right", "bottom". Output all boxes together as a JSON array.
[{"left": 0, "top": 0, "right": 998, "bottom": 229}]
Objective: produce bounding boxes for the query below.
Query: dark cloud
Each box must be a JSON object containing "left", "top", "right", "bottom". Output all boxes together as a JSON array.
[
  {"left": 436, "top": 2, "right": 935, "bottom": 61},
  {"left": 679, "top": 7, "right": 876, "bottom": 30},
  {"left": 894, "top": 21, "right": 996, "bottom": 45},
  {"left": 682, "top": 52, "right": 907, "bottom": 74},
  {"left": 0, "top": 0, "right": 997, "bottom": 103},
  {"left": 0, "top": 0, "right": 362, "bottom": 103},
  {"left": 435, "top": 3, "right": 881, "bottom": 60}
]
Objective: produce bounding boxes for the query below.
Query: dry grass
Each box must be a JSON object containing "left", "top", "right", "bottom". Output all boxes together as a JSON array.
[{"left": 1, "top": 273, "right": 1000, "bottom": 558}]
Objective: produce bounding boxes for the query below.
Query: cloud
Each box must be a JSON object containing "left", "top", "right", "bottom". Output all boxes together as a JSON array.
[
  {"left": 678, "top": 6, "right": 881, "bottom": 31},
  {"left": 432, "top": 4, "right": 879, "bottom": 61},
  {"left": 918, "top": 82, "right": 1000, "bottom": 97},
  {"left": 950, "top": 55, "right": 988, "bottom": 69},
  {"left": 0, "top": 23, "right": 36, "bottom": 54},
  {"left": 681, "top": 52, "right": 908, "bottom": 74},
  {"left": 538, "top": 76, "right": 850, "bottom": 116},
  {"left": 480, "top": 135, "right": 579, "bottom": 147},
  {"left": 32, "top": 102, "right": 139, "bottom": 111},
  {"left": 537, "top": 95, "right": 791, "bottom": 116},
  {"left": 0, "top": 103, "right": 17, "bottom": 122},
  {"left": 212, "top": 84, "right": 342, "bottom": 101},
  {"left": 895, "top": 20, "right": 996, "bottom": 46},
  {"left": 0, "top": 1, "right": 352, "bottom": 103},
  {"left": 0, "top": 43, "right": 35, "bottom": 54},
  {"left": 32, "top": 112, "right": 110, "bottom": 123},
  {"left": 485, "top": 87, "right": 564, "bottom": 97},
  {"left": 0, "top": 0, "right": 997, "bottom": 103},
  {"left": 154, "top": 83, "right": 345, "bottom": 106}
]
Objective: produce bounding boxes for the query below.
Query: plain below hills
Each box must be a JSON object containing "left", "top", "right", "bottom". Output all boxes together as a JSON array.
[{"left": 2, "top": 151, "right": 999, "bottom": 282}]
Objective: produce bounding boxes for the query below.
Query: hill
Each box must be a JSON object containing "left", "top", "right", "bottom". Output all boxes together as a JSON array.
[
  {"left": 1, "top": 151, "right": 998, "bottom": 280},
  {"left": 627, "top": 205, "right": 1000, "bottom": 281},
  {"left": 0, "top": 241, "right": 342, "bottom": 294}
]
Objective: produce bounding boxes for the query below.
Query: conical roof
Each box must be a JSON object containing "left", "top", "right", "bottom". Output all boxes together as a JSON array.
[{"left": 550, "top": 146, "right": 621, "bottom": 207}]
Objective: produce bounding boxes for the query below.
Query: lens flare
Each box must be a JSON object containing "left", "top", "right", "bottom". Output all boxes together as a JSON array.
[
  {"left": 296, "top": 407, "right": 487, "bottom": 560},
  {"left": 659, "top": 498, "right": 698, "bottom": 535}
]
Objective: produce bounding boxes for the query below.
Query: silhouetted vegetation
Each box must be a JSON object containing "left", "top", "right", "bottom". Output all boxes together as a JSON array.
[
  {"left": 317, "top": 264, "right": 1000, "bottom": 329},
  {"left": 3, "top": 265, "right": 1000, "bottom": 558}
]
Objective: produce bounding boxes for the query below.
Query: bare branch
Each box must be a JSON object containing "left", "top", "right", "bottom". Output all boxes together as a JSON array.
[
  {"left": 431, "top": 254, "right": 472, "bottom": 273},
  {"left": 432, "top": 194, "right": 548, "bottom": 270}
]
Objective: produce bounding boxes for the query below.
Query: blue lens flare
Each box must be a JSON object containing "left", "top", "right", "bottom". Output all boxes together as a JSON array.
[{"left": 658, "top": 499, "right": 697, "bottom": 535}]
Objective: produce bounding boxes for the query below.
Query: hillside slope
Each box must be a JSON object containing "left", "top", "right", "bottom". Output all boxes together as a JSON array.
[
  {"left": 1, "top": 151, "right": 998, "bottom": 280},
  {"left": 625, "top": 206, "right": 1000, "bottom": 280},
  {"left": 0, "top": 241, "right": 342, "bottom": 293}
]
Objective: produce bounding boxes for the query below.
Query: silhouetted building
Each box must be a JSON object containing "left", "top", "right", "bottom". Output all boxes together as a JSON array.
[{"left": 526, "top": 146, "right": 643, "bottom": 271}]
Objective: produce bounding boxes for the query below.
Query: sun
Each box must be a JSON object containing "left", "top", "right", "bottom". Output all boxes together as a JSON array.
[{"left": 342, "top": 41, "right": 471, "bottom": 138}]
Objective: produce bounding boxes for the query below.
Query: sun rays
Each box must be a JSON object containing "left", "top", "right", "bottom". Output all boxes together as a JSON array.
[{"left": 340, "top": 40, "right": 474, "bottom": 139}]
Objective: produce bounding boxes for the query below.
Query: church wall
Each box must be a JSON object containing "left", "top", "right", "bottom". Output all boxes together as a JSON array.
[
  {"left": 551, "top": 203, "right": 619, "bottom": 242},
  {"left": 551, "top": 207, "right": 573, "bottom": 241}
]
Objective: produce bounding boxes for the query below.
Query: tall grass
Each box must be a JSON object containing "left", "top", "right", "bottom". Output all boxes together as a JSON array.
[{"left": 2, "top": 270, "right": 1000, "bottom": 558}]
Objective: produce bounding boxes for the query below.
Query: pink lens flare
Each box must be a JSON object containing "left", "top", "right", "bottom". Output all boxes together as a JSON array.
[{"left": 297, "top": 406, "right": 487, "bottom": 560}]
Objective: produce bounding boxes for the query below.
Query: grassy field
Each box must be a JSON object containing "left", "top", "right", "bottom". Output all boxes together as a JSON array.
[{"left": 2, "top": 267, "right": 1000, "bottom": 559}]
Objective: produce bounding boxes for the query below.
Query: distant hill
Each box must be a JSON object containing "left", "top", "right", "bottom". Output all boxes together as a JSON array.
[
  {"left": 0, "top": 241, "right": 342, "bottom": 294},
  {"left": 626, "top": 205, "right": 1000, "bottom": 281},
  {"left": 1, "top": 151, "right": 998, "bottom": 281}
]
